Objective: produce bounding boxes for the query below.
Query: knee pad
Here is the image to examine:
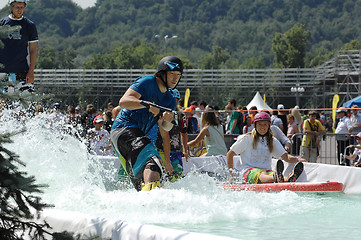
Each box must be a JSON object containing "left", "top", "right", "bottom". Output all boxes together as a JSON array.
[
  {"left": 145, "top": 163, "right": 161, "bottom": 173},
  {"left": 145, "top": 156, "right": 163, "bottom": 176},
  {"left": 141, "top": 181, "right": 161, "bottom": 191}
]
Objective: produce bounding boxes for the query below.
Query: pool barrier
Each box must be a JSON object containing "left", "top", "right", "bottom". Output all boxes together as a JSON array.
[{"left": 34, "top": 209, "right": 237, "bottom": 240}]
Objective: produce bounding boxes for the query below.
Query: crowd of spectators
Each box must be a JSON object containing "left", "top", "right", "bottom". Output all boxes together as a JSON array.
[
  {"left": 27, "top": 98, "right": 361, "bottom": 167},
  {"left": 31, "top": 102, "right": 116, "bottom": 156}
]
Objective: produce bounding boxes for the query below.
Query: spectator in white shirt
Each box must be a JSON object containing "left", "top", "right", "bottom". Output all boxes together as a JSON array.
[
  {"left": 350, "top": 105, "right": 361, "bottom": 144},
  {"left": 335, "top": 108, "right": 353, "bottom": 165},
  {"left": 87, "top": 116, "right": 114, "bottom": 156}
]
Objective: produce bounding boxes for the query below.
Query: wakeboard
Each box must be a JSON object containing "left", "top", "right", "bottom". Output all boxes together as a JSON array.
[{"left": 219, "top": 181, "right": 344, "bottom": 193}]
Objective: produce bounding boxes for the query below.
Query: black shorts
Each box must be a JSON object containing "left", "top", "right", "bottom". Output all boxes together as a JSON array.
[{"left": 110, "top": 127, "right": 161, "bottom": 179}]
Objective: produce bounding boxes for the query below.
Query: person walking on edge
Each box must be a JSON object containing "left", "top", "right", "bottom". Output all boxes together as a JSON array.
[
  {"left": 0, "top": 0, "right": 38, "bottom": 95},
  {"left": 350, "top": 105, "right": 361, "bottom": 145},
  {"left": 335, "top": 108, "right": 353, "bottom": 166}
]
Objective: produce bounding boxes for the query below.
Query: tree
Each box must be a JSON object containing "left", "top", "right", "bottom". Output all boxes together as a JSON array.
[
  {"left": 272, "top": 24, "right": 311, "bottom": 68},
  {"left": 0, "top": 133, "right": 53, "bottom": 239},
  {"left": 307, "top": 40, "right": 361, "bottom": 67},
  {"left": 36, "top": 46, "right": 77, "bottom": 69},
  {"left": 241, "top": 56, "right": 266, "bottom": 69},
  {"left": 17, "top": 0, "right": 361, "bottom": 69},
  {"left": 307, "top": 49, "right": 335, "bottom": 67},
  {"left": 198, "top": 46, "right": 230, "bottom": 69},
  {"left": 0, "top": 18, "right": 75, "bottom": 239},
  {"left": 1, "top": 20, "right": 50, "bottom": 237},
  {"left": 83, "top": 40, "right": 160, "bottom": 69},
  {"left": 340, "top": 39, "right": 361, "bottom": 51}
]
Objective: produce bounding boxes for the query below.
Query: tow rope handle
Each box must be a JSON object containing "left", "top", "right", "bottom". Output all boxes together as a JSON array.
[{"left": 140, "top": 100, "right": 178, "bottom": 126}]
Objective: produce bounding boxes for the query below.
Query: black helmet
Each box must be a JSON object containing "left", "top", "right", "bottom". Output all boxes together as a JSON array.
[{"left": 156, "top": 56, "right": 183, "bottom": 74}]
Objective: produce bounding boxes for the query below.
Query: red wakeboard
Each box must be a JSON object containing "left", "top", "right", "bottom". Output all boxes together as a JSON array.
[{"left": 219, "top": 181, "right": 344, "bottom": 193}]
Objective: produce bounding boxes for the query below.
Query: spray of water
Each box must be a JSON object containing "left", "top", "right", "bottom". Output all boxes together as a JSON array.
[{"left": 3, "top": 106, "right": 347, "bottom": 239}]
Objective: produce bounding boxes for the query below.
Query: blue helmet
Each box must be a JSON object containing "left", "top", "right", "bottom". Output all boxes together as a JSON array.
[{"left": 171, "top": 89, "right": 181, "bottom": 99}]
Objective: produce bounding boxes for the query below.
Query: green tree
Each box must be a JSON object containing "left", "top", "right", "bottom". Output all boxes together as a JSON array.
[
  {"left": 36, "top": 46, "right": 56, "bottom": 69},
  {"left": 307, "top": 49, "right": 335, "bottom": 67},
  {"left": 272, "top": 24, "right": 311, "bottom": 68},
  {"left": 17, "top": 0, "right": 361, "bottom": 68},
  {"left": 83, "top": 40, "right": 160, "bottom": 69},
  {"left": 36, "top": 46, "right": 77, "bottom": 69},
  {"left": 307, "top": 40, "right": 361, "bottom": 67},
  {"left": 0, "top": 23, "right": 76, "bottom": 238},
  {"left": 198, "top": 46, "right": 230, "bottom": 69},
  {"left": 340, "top": 39, "right": 361, "bottom": 50},
  {"left": 241, "top": 57, "right": 266, "bottom": 69},
  {"left": 0, "top": 133, "right": 52, "bottom": 239},
  {"left": 83, "top": 53, "right": 112, "bottom": 69},
  {"left": 27, "top": 0, "right": 81, "bottom": 37}
]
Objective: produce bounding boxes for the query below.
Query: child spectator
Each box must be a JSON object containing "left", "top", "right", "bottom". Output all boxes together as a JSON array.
[
  {"left": 342, "top": 132, "right": 361, "bottom": 167},
  {"left": 184, "top": 107, "right": 198, "bottom": 133},
  {"left": 243, "top": 115, "right": 254, "bottom": 133},
  {"left": 87, "top": 116, "right": 113, "bottom": 156}
]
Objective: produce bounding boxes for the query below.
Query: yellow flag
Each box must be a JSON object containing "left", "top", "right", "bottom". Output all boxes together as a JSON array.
[
  {"left": 263, "top": 94, "right": 266, "bottom": 108},
  {"left": 184, "top": 88, "right": 190, "bottom": 108},
  {"left": 332, "top": 94, "right": 339, "bottom": 133}
]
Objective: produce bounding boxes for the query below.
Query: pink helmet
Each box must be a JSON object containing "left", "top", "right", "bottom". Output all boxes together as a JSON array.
[{"left": 253, "top": 112, "right": 271, "bottom": 123}]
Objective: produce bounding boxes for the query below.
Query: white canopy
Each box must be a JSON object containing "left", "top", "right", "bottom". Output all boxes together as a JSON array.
[{"left": 246, "top": 91, "right": 273, "bottom": 112}]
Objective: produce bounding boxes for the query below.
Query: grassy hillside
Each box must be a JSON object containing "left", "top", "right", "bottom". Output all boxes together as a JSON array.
[{"left": 3, "top": 0, "right": 361, "bottom": 68}]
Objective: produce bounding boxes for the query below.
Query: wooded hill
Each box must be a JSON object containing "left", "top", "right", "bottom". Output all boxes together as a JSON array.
[{"left": 2, "top": 0, "right": 361, "bottom": 69}]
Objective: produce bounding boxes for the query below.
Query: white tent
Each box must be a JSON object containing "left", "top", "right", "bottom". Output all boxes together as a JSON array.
[{"left": 246, "top": 91, "right": 273, "bottom": 112}]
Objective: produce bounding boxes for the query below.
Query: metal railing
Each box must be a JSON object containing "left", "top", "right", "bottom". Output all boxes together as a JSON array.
[
  {"left": 34, "top": 68, "right": 321, "bottom": 109},
  {"left": 188, "top": 132, "right": 355, "bottom": 166},
  {"left": 290, "top": 133, "right": 356, "bottom": 165},
  {"left": 32, "top": 50, "right": 361, "bottom": 109}
]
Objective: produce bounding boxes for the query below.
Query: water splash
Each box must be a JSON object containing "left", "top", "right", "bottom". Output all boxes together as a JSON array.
[{"left": 2, "top": 107, "right": 359, "bottom": 239}]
